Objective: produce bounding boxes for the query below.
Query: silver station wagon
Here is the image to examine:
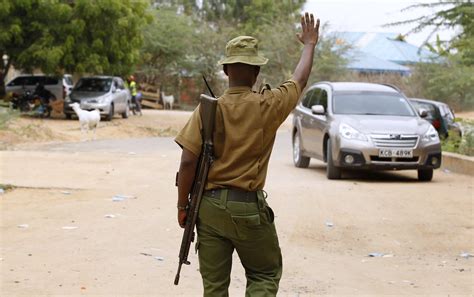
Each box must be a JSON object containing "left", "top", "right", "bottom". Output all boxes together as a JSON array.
[
  {"left": 292, "top": 82, "right": 442, "bottom": 181},
  {"left": 64, "top": 76, "right": 131, "bottom": 121}
]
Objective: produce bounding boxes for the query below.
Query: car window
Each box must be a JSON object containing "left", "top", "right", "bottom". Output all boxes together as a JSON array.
[
  {"left": 302, "top": 88, "right": 320, "bottom": 109},
  {"left": 64, "top": 76, "right": 73, "bottom": 86},
  {"left": 318, "top": 89, "right": 328, "bottom": 111},
  {"left": 115, "top": 79, "right": 125, "bottom": 89},
  {"left": 7, "top": 76, "right": 59, "bottom": 86},
  {"left": 334, "top": 92, "right": 416, "bottom": 116},
  {"left": 411, "top": 101, "right": 437, "bottom": 119}
]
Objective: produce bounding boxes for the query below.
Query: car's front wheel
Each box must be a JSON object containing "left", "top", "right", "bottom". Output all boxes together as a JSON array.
[
  {"left": 293, "top": 132, "right": 310, "bottom": 168},
  {"left": 418, "top": 169, "right": 433, "bottom": 181},
  {"left": 105, "top": 103, "right": 114, "bottom": 121},
  {"left": 122, "top": 102, "right": 130, "bottom": 119},
  {"left": 326, "top": 138, "right": 342, "bottom": 179}
]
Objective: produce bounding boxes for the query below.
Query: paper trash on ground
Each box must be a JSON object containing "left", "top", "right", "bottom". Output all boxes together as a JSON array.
[
  {"left": 112, "top": 195, "right": 136, "bottom": 202},
  {"left": 62, "top": 226, "right": 78, "bottom": 230}
]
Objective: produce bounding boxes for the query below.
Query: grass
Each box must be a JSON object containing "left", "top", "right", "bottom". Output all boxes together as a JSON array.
[
  {"left": 0, "top": 106, "right": 19, "bottom": 130},
  {"left": 0, "top": 184, "right": 16, "bottom": 192}
]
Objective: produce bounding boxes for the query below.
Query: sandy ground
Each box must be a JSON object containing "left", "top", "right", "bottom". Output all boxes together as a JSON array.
[{"left": 0, "top": 111, "right": 473, "bottom": 296}]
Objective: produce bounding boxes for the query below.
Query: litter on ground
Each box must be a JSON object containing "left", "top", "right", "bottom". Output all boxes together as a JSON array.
[
  {"left": 112, "top": 195, "right": 136, "bottom": 202},
  {"left": 368, "top": 252, "right": 384, "bottom": 257},
  {"left": 17, "top": 224, "right": 29, "bottom": 229},
  {"left": 62, "top": 226, "right": 78, "bottom": 230}
]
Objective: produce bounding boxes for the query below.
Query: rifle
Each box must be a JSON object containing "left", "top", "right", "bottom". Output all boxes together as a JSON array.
[{"left": 174, "top": 93, "right": 218, "bottom": 285}]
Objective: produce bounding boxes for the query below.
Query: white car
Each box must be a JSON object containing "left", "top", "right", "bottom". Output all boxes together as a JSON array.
[{"left": 6, "top": 74, "right": 73, "bottom": 100}]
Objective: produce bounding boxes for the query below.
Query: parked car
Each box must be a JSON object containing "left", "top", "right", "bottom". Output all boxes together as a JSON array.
[
  {"left": 6, "top": 74, "right": 73, "bottom": 100},
  {"left": 292, "top": 82, "right": 442, "bottom": 181},
  {"left": 410, "top": 98, "right": 462, "bottom": 138},
  {"left": 64, "top": 76, "right": 131, "bottom": 121}
]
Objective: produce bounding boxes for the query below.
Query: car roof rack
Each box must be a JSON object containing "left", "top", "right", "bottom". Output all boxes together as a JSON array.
[{"left": 381, "top": 83, "right": 401, "bottom": 92}]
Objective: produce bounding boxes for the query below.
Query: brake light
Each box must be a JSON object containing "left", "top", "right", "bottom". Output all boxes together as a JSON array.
[{"left": 432, "top": 119, "right": 441, "bottom": 129}]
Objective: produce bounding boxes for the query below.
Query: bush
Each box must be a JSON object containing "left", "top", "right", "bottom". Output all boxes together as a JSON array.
[{"left": 442, "top": 119, "right": 474, "bottom": 156}]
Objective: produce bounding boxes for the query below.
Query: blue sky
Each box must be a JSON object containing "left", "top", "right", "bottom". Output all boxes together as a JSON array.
[{"left": 303, "top": 0, "right": 458, "bottom": 47}]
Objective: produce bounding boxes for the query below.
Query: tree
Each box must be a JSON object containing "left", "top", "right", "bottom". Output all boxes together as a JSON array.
[
  {"left": 386, "top": 0, "right": 474, "bottom": 65},
  {"left": 0, "top": 0, "right": 72, "bottom": 96},
  {"left": 62, "top": 0, "right": 151, "bottom": 75},
  {"left": 0, "top": 0, "right": 150, "bottom": 97}
]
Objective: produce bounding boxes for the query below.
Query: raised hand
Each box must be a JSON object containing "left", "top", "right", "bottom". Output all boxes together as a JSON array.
[{"left": 297, "top": 12, "right": 320, "bottom": 46}]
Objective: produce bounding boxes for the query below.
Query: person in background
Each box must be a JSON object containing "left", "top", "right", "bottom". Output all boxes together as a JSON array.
[{"left": 128, "top": 75, "right": 142, "bottom": 116}]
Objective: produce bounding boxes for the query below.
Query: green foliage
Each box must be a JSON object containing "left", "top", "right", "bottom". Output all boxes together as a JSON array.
[
  {"left": 409, "top": 56, "right": 474, "bottom": 110},
  {"left": 0, "top": 0, "right": 151, "bottom": 76},
  {"left": 442, "top": 121, "right": 474, "bottom": 156},
  {"left": 63, "top": 0, "right": 151, "bottom": 75},
  {"left": 141, "top": 2, "right": 348, "bottom": 99}
]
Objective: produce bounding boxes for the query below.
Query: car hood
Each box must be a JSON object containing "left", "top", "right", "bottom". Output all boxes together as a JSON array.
[
  {"left": 335, "top": 115, "right": 431, "bottom": 135},
  {"left": 70, "top": 91, "right": 108, "bottom": 101}
]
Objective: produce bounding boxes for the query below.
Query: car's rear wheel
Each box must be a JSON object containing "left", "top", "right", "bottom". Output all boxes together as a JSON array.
[
  {"left": 105, "top": 103, "right": 114, "bottom": 121},
  {"left": 293, "top": 132, "right": 310, "bottom": 168},
  {"left": 122, "top": 102, "right": 130, "bottom": 119},
  {"left": 418, "top": 169, "right": 433, "bottom": 181},
  {"left": 326, "top": 138, "right": 342, "bottom": 179}
]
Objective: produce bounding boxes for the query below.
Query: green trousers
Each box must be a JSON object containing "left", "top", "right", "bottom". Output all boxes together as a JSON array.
[{"left": 196, "top": 190, "right": 282, "bottom": 297}]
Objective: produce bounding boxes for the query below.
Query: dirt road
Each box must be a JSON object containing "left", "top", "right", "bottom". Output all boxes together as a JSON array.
[{"left": 1, "top": 111, "right": 473, "bottom": 296}]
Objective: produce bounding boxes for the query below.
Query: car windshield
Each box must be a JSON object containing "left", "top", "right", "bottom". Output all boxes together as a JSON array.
[
  {"left": 333, "top": 92, "right": 416, "bottom": 116},
  {"left": 74, "top": 78, "right": 112, "bottom": 92}
]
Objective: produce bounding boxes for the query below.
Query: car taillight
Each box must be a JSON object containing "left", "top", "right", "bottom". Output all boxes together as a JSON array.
[{"left": 432, "top": 119, "right": 441, "bottom": 129}]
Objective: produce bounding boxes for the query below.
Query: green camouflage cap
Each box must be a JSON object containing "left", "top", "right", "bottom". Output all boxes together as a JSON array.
[{"left": 218, "top": 36, "right": 268, "bottom": 66}]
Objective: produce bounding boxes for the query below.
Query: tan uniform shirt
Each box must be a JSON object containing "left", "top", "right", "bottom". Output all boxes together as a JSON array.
[{"left": 175, "top": 80, "right": 301, "bottom": 191}]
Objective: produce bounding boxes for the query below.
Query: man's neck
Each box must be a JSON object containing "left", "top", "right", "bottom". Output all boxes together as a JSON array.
[{"left": 228, "top": 81, "right": 253, "bottom": 88}]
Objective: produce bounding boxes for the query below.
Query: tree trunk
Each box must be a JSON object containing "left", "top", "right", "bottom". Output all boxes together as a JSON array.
[{"left": 0, "top": 61, "right": 11, "bottom": 98}]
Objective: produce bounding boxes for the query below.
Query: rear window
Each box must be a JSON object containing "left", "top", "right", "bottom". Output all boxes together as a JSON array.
[{"left": 7, "top": 76, "right": 59, "bottom": 86}]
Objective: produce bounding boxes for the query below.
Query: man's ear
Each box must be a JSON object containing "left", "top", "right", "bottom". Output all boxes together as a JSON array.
[{"left": 223, "top": 65, "right": 228, "bottom": 76}]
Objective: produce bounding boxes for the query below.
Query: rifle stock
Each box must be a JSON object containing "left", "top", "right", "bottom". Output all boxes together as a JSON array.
[{"left": 174, "top": 94, "right": 217, "bottom": 285}]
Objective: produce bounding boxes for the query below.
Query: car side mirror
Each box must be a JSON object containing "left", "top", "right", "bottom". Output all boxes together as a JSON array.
[
  {"left": 419, "top": 109, "right": 428, "bottom": 118},
  {"left": 311, "top": 105, "right": 325, "bottom": 115}
]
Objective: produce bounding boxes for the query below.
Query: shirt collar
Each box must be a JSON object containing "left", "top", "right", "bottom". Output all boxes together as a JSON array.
[{"left": 224, "top": 86, "right": 252, "bottom": 95}]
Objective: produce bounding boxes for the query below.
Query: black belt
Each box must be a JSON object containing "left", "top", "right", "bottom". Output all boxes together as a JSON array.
[{"left": 204, "top": 188, "right": 258, "bottom": 203}]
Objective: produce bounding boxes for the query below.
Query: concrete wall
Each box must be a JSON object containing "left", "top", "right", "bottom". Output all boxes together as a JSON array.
[{"left": 441, "top": 152, "right": 474, "bottom": 176}]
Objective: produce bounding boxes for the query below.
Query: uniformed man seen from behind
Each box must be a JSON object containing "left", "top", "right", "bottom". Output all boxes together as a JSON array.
[{"left": 175, "top": 12, "right": 320, "bottom": 297}]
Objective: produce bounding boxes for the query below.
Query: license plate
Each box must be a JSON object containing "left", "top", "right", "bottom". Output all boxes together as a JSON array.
[{"left": 378, "top": 149, "right": 413, "bottom": 158}]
